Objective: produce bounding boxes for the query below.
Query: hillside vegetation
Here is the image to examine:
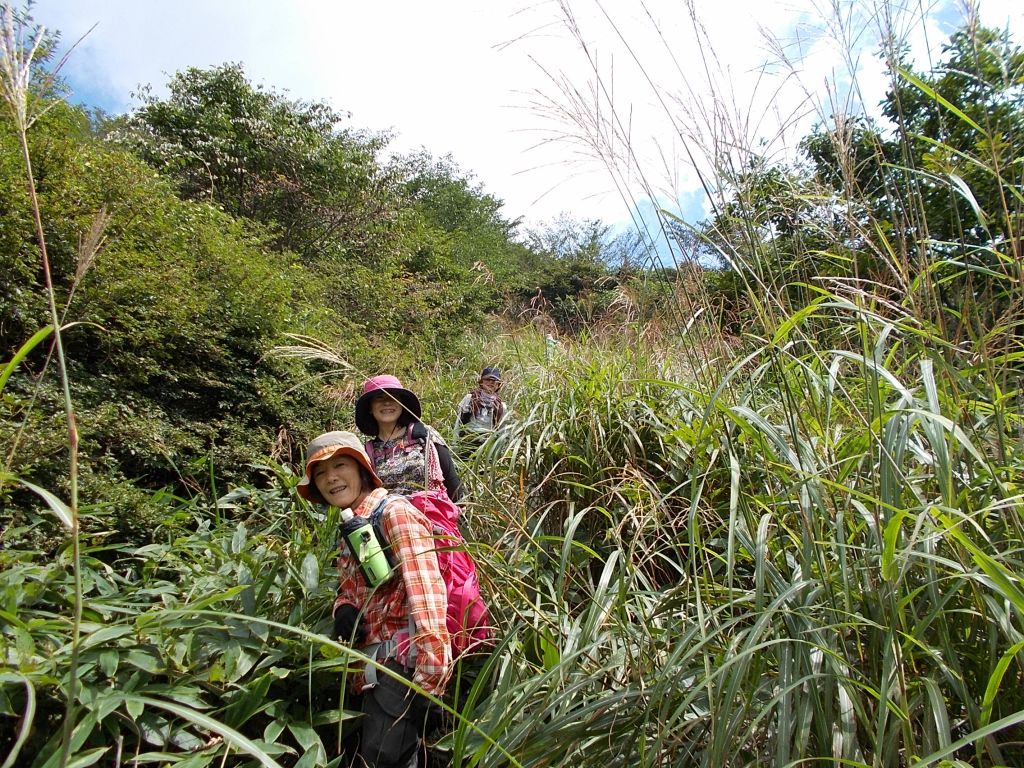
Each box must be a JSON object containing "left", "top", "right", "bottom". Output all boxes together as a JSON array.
[{"left": 2, "top": 2, "right": 1023, "bottom": 767}]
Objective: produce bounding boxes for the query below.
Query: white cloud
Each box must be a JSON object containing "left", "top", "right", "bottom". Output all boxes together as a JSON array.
[{"left": 30, "top": 0, "right": 1023, "bottom": 231}]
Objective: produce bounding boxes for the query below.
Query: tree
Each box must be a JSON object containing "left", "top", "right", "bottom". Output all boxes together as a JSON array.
[
  {"left": 393, "top": 151, "right": 534, "bottom": 314},
  {"left": 112, "top": 63, "right": 398, "bottom": 266},
  {"left": 516, "top": 216, "right": 617, "bottom": 332},
  {"left": 696, "top": 22, "right": 1024, "bottom": 333},
  {"left": 882, "top": 25, "right": 1024, "bottom": 252},
  {"left": 1, "top": 86, "right": 340, "bottom": 512}
]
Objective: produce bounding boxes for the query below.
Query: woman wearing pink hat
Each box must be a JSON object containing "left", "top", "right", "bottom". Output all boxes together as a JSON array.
[{"left": 355, "top": 375, "right": 462, "bottom": 502}]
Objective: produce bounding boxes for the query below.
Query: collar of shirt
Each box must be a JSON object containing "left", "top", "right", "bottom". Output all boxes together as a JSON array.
[{"left": 355, "top": 486, "right": 389, "bottom": 516}]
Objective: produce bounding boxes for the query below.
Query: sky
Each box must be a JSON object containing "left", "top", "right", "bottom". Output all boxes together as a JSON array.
[{"left": 27, "top": 0, "right": 1024, "bottom": 235}]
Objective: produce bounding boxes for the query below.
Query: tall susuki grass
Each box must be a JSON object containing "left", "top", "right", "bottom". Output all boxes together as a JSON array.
[
  {"left": 0, "top": 7, "right": 86, "bottom": 766},
  {"left": 450, "top": 334, "right": 1022, "bottom": 765},
  {"left": 448, "top": 0, "right": 1022, "bottom": 765}
]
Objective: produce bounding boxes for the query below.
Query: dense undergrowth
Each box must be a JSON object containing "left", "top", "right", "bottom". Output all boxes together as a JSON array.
[{"left": 3, "top": 1, "right": 1024, "bottom": 766}]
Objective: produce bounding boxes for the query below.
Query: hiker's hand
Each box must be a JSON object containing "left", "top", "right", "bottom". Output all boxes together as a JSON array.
[{"left": 333, "top": 604, "right": 365, "bottom": 644}]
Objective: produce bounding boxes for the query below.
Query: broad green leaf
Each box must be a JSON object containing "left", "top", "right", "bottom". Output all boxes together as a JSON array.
[
  {"left": 169, "top": 726, "right": 205, "bottom": 751},
  {"left": 264, "top": 719, "right": 285, "bottom": 743},
  {"left": 124, "top": 696, "right": 286, "bottom": 768},
  {"left": 126, "top": 698, "right": 144, "bottom": 719},
  {"left": 80, "top": 625, "right": 135, "bottom": 651},
  {"left": 54, "top": 748, "right": 107, "bottom": 768},
  {"left": 137, "top": 711, "right": 170, "bottom": 747},
  {"left": 125, "top": 648, "right": 163, "bottom": 674},
  {"left": 222, "top": 672, "right": 274, "bottom": 728},
  {"left": 174, "top": 753, "right": 217, "bottom": 768},
  {"left": 186, "top": 585, "right": 248, "bottom": 611},
  {"left": 294, "top": 747, "right": 326, "bottom": 768},
  {"left": 35, "top": 711, "right": 100, "bottom": 768},
  {"left": 96, "top": 651, "right": 117, "bottom": 679},
  {"left": 0, "top": 325, "right": 53, "bottom": 394},
  {"left": 300, "top": 552, "right": 319, "bottom": 593},
  {"left": 17, "top": 479, "right": 73, "bottom": 529},
  {"left": 286, "top": 720, "right": 323, "bottom": 753},
  {"left": 231, "top": 523, "right": 248, "bottom": 554},
  {"left": 540, "top": 631, "right": 560, "bottom": 671}
]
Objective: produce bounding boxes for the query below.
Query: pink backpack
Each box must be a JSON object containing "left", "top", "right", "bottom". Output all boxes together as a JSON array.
[{"left": 370, "top": 490, "right": 493, "bottom": 656}]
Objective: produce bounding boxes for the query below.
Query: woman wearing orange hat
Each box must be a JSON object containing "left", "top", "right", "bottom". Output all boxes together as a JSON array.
[
  {"left": 355, "top": 374, "right": 462, "bottom": 502},
  {"left": 297, "top": 431, "right": 451, "bottom": 767}
]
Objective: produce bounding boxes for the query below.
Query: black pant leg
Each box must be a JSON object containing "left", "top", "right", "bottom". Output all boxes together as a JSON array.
[{"left": 358, "top": 662, "right": 428, "bottom": 768}]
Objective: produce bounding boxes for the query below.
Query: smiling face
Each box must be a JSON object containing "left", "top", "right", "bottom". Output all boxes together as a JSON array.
[
  {"left": 479, "top": 376, "right": 501, "bottom": 394},
  {"left": 312, "top": 453, "right": 367, "bottom": 509},
  {"left": 369, "top": 393, "right": 403, "bottom": 427}
]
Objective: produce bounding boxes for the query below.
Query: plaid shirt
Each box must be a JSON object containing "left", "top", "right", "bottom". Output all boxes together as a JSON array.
[{"left": 334, "top": 487, "right": 451, "bottom": 695}]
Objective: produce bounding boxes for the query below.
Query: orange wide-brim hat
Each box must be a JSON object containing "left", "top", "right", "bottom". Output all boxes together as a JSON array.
[{"left": 296, "top": 431, "right": 382, "bottom": 503}]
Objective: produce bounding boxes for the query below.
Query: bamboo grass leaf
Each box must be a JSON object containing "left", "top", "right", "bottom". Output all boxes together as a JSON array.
[
  {"left": 881, "top": 510, "right": 908, "bottom": 583},
  {"left": 946, "top": 173, "right": 988, "bottom": 226},
  {"left": 903, "top": 408, "right": 991, "bottom": 473},
  {"left": 897, "top": 67, "right": 983, "bottom": 133},
  {"left": 123, "top": 696, "right": 286, "bottom": 768},
  {"left": 0, "top": 324, "right": 53, "bottom": 394},
  {"left": 17, "top": 478, "right": 73, "bottom": 529},
  {"left": 48, "top": 749, "right": 106, "bottom": 768},
  {"left": 0, "top": 673, "right": 35, "bottom": 768},
  {"left": 979, "top": 639, "right": 1024, "bottom": 735},
  {"left": 771, "top": 295, "right": 828, "bottom": 344},
  {"left": 300, "top": 552, "right": 319, "bottom": 594},
  {"left": 936, "top": 512, "right": 1024, "bottom": 614},
  {"left": 922, "top": 677, "right": 952, "bottom": 752},
  {"left": 913, "top": 710, "right": 1024, "bottom": 767}
]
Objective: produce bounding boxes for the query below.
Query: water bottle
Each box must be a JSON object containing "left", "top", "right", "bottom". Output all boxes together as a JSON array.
[{"left": 339, "top": 508, "right": 394, "bottom": 588}]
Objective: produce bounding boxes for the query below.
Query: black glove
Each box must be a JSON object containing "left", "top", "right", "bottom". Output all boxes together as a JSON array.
[{"left": 333, "top": 604, "right": 366, "bottom": 644}]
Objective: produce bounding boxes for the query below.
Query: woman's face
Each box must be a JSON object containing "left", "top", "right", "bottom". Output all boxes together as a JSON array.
[
  {"left": 370, "top": 393, "right": 403, "bottom": 425},
  {"left": 313, "top": 454, "right": 365, "bottom": 509},
  {"left": 479, "top": 377, "right": 501, "bottom": 394}
]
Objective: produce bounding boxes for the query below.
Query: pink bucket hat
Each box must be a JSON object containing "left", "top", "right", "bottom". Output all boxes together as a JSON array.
[
  {"left": 296, "top": 430, "right": 382, "bottom": 503},
  {"left": 354, "top": 374, "right": 422, "bottom": 435}
]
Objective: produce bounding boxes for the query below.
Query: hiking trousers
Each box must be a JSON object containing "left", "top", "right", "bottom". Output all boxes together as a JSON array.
[{"left": 358, "top": 660, "right": 430, "bottom": 768}]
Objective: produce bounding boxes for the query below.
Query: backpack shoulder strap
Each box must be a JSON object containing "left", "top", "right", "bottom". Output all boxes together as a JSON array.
[
  {"left": 407, "top": 422, "right": 433, "bottom": 489},
  {"left": 364, "top": 439, "right": 375, "bottom": 463},
  {"left": 368, "top": 495, "right": 390, "bottom": 525}
]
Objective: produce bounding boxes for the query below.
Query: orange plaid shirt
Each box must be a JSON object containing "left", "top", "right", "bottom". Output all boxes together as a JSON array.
[{"left": 334, "top": 487, "right": 452, "bottom": 696}]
